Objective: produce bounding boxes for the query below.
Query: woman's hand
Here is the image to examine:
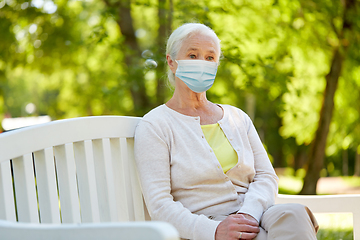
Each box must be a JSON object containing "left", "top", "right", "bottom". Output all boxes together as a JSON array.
[{"left": 215, "top": 213, "right": 259, "bottom": 240}]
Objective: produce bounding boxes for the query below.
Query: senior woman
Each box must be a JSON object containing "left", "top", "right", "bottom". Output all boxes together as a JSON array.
[{"left": 134, "top": 23, "right": 318, "bottom": 240}]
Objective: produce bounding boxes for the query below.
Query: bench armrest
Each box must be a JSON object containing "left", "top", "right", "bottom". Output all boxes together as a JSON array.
[{"left": 0, "top": 220, "right": 179, "bottom": 240}]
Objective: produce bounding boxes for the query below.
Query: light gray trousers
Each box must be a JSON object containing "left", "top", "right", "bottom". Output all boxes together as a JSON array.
[
  {"left": 212, "top": 203, "right": 319, "bottom": 240},
  {"left": 253, "top": 203, "right": 319, "bottom": 240}
]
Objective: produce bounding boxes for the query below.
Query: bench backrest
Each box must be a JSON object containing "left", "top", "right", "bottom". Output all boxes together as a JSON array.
[
  {"left": 0, "top": 116, "right": 146, "bottom": 224},
  {"left": 276, "top": 193, "right": 360, "bottom": 238},
  {"left": 1, "top": 116, "right": 359, "bottom": 239}
]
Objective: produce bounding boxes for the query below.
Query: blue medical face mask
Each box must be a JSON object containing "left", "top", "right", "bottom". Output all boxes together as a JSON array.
[{"left": 175, "top": 60, "right": 218, "bottom": 93}]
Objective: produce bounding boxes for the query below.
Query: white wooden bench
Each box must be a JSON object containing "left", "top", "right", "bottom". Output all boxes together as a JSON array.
[
  {"left": 0, "top": 116, "right": 359, "bottom": 239},
  {"left": 0, "top": 116, "right": 177, "bottom": 240},
  {"left": 276, "top": 194, "right": 360, "bottom": 238}
]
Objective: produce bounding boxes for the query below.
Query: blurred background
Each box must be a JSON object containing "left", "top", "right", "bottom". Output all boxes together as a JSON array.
[{"left": 0, "top": 0, "right": 360, "bottom": 237}]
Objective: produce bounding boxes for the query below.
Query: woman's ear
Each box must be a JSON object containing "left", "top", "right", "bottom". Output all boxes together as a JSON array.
[{"left": 166, "top": 54, "right": 177, "bottom": 74}]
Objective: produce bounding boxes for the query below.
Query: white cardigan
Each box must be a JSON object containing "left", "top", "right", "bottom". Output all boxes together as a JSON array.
[{"left": 134, "top": 104, "right": 278, "bottom": 240}]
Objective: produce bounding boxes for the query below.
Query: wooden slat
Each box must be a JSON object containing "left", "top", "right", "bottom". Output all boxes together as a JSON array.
[
  {"left": 0, "top": 221, "right": 180, "bottom": 240},
  {"left": 54, "top": 144, "right": 81, "bottom": 224},
  {"left": 12, "top": 154, "right": 39, "bottom": 223},
  {"left": 276, "top": 194, "right": 360, "bottom": 239},
  {"left": 0, "top": 161, "right": 16, "bottom": 221},
  {"left": 33, "top": 148, "right": 61, "bottom": 223},
  {"left": 74, "top": 140, "right": 100, "bottom": 223},
  {"left": 119, "top": 138, "right": 135, "bottom": 221},
  {"left": 110, "top": 138, "right": 130, "bottom": 222},
  {"left": 354, "top": 209, "right": 360, "bottom": 240},
  {"left": 101, "top": 138, "right": 118, "bottom": 222},
  {"left": 276, "top": 194, "right": 360, "bottom": 213},
  {"left": 92, "top": 138, "right": 118, "bottom": 222},
  {"left": 127, "top": 138, "right": 145, "bottom": 221},
  {"left": 0, "top": 116, "right": 141, "bottom": 163}
]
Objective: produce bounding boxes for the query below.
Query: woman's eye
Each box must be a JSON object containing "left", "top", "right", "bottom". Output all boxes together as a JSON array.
[
  {"left": 189, "top": 54, "right": 196, "bottom": 59},
  {"left": 207, "top": 56, "right": 214, "bottom": 60}
]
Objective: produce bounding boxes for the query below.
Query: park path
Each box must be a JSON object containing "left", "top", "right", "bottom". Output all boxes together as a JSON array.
[{"left": 317, "top": 177, "right": 360, "bottom": 194}]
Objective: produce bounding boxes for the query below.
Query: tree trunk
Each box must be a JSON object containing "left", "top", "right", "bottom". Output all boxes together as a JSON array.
[
  {"left": 272, "top": 116, "right": 284, "bottom": 168},
  {"left": 167, "top": 0, "right": 173, "bottom": 36},
  {"left": 294, "top": 144, "right": 308, "bottom": 172},
  {"left": 300, "top": 0, "right": 356, "bottom": 195},
  {"left": 118, "top": 1, "right": 151, "bottom": 115},
  {"left": 342, "top": 148, "right": 348, "bottom": 176},
  {"left": 355, "top": 146, "right": 360, "bottom": 176},
  {"left": 104, "top": 0, "right": 151, "bottom": 115},
  {"left": 155, "top": 0, "right": 170, "bottom": 105},
  {"left": 299, "top": 48, "right": 343, "bottom": 195}
]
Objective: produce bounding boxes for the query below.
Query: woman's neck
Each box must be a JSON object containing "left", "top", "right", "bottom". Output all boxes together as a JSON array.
[
  {"left": 169, "top": 88, "right": 208, "bottom": 107},
  {"left": 165, "top": 78, "right": 223, "bottom": 124}
]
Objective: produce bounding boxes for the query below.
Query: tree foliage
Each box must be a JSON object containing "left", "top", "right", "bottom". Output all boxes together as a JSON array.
[{"left": 1, "top": 0, "right": 359, "bottom": 193}]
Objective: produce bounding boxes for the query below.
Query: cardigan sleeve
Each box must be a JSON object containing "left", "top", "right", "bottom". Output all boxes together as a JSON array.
[
  {"left": 237, "top": 114, "right": 279, "bottom": 222},
  {"left": 134, "top": 119, "right": 221, "bottom": 240}
]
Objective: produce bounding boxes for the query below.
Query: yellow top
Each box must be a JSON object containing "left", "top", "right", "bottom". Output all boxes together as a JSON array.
[{"left": 201, "top": 123, "right": 238, "bottom": 173}]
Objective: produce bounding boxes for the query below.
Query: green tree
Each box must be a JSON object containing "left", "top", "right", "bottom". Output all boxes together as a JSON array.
[
  {"left": 300, "top": 0, "right": 360, "bottom": 194},
  {"left": 1, "top": 0, "right": 360, "bottom": 190}
]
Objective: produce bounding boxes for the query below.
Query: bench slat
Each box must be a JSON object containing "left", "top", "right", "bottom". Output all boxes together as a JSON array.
[
  {"left": 127, "top": 138, "right": 145, "bottom": 221},
  {"left": 102, "top": 138, "right": 118, "bottom": 222},
  {"left": 74, "top": 140, "right": 100, "bottom": 223},
  {"left": 120, "top": 138, "right": 136, "bottom": 221},
  {"left": 354, "top": 211, "right": 360, "bottom": 240},
  {"left": 34, "top": 148, "right": 61, "bottom": 223},
  {"left": 110, "top": 138, "right": 130, "bottom": 221},
  {"left": 92, "top": 138, "right": 118, "bottom": 222},
  {"left": 0, "top": 116, "right": 141, "bottom": 163},
  {"left": 54, "top": 143, "right": 81, "bottom": 223},
  {"left": 12, "top": 154, "right": 39, "bottom": 223},
  {"left": 0, "top": 161, "right": 16, "bottom": 221},
  {"left": 0, "top": 220, "right": 180, "bottom": 240}
]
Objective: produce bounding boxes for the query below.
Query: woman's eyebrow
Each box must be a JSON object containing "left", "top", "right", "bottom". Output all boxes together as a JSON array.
[
  {"left": 186, "top": 47, "right": 216, "bottom": 54},
  {"left": 186, "top": 47, "right": 199, "bottom": 52}
]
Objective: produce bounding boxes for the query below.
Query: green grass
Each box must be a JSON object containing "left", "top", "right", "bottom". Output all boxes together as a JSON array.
[
  {"left": 278, "top": 175, "right": 302, "bottom": 194},
  {"left": 315, "top": 213, "right": 353, "bottom": 240},
  {"left": 317, "top": 228, "right": 353, "bottom": 240},
  {"left": 342, "top": 176, "right": 360, "bottom": 187}
]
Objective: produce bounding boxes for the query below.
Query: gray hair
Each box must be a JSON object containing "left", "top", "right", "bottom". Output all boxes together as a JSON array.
[{"left": 166, "top": 23, "right": 221, "bottom": 85}]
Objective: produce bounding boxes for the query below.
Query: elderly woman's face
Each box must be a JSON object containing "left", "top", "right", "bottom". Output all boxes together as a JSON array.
[
  {"left": 166, "top": 33, "right": 219, "bottom": 93},
  {"left": 177, "top": 34, "right": 219, "bottom": 63}
]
